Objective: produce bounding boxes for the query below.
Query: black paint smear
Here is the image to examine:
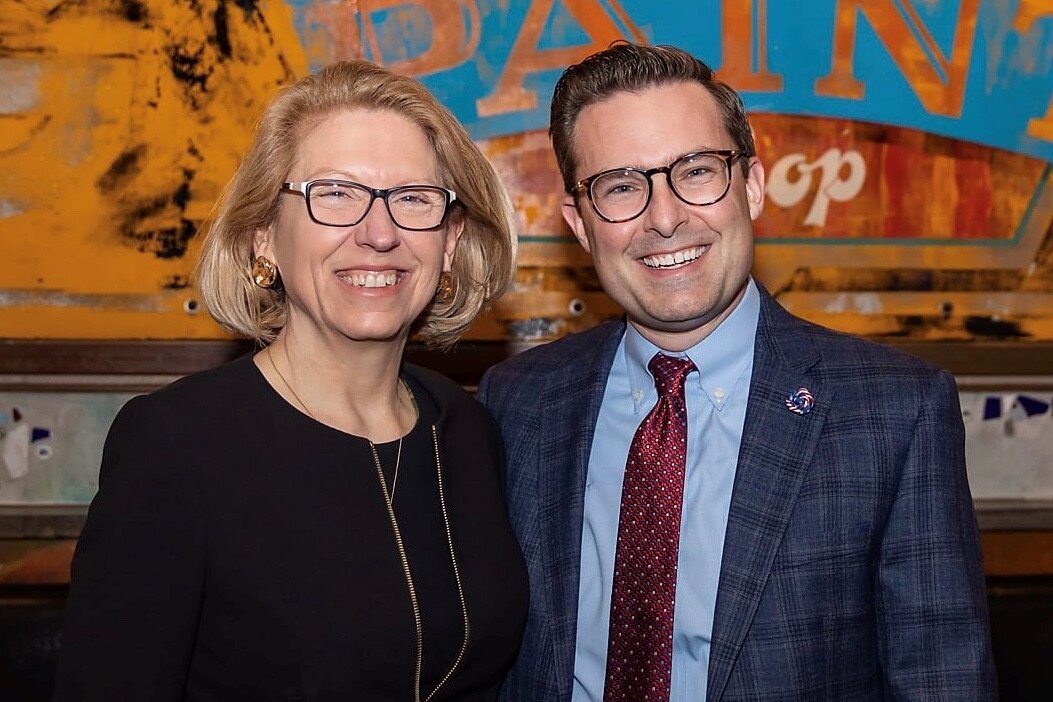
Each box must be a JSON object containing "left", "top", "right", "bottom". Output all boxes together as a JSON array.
[
  {"left": 95, "top": 145, "right": 147, "bottom": 192},
  {"left": 168, "top": 44, "right": 209, "bottom": 95},
  {"left": 0, "top": 46, "right": 47, "bottom": 55},
  {"left": 964, "top": 317, "right": 1028, "bottom": 339},
  {"left": 122, "top": 217, "right": 197, "bottom": 259},
  {"left": 45, "top": 1, "right": 82, "bottom": 20},
  {"left": 154, "top": 219, "right": 198, "bottom": 259},
  {"left": 119, "top": 0, "right": 147, "bottom": 23},
  {"left": 128, "top": 194, "right": 170, "bottom": 222},
  {"left": 163, "top": 275, "right": 191, "bottom": 289},
  {"left": 116, "top": 170, "right": 200, "bottom": 259},
  {"left": 172, "top": 182, "right": 191, "bottom": 209},
  {"left": 46, "top": 0, "right": 149, "bottom": 24},
  {"left": 213, "top": 1, "right": 232, "bottom": 57},
  {"left": 897, "top": 316, "right": 927, "bottom": 335},
  {"left": 173, "top": 169, "right": 195, "bottom": 209}
]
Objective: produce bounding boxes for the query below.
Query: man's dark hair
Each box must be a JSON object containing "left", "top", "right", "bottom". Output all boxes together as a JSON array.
[{"left": 549, "top": 42, "right": 756, "bottom": 193}]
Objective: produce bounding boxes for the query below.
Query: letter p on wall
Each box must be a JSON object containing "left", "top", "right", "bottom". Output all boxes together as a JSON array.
[{"left": 767, "top": 149, "right": 866, "bottom": 227}]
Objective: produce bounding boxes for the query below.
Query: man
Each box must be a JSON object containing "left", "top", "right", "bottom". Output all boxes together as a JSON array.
[{"left": 477, "top": 43, "right": 996, "bottom": 701}]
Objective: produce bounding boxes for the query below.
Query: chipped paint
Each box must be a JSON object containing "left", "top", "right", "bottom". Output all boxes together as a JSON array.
[
  {"left": 0, "top": 0, "right": 307, "bottom": 338},
  {"left": 0, "top": 289, "right": 178, "bottom": 312},
  {"left": 821, "top": 293, "right": 885, "bottom": 315},
  {"left": 0, "top": 1, "right": 1050, "bottom": 341},
  {"left": 0, "top": 200, "right": 25, "bottom": 218},
  {"left": 0, "top": 59, "right": 41, "bottom": 114}
]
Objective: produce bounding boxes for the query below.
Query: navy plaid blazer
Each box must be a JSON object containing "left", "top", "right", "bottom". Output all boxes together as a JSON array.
[{"left": 478, "top": 288, "right": 996, "bottom": 701}]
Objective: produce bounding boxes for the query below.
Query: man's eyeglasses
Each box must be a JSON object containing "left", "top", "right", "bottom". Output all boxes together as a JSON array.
[
  {"left": 281, "top": 179, "right": 458, "bottom": 231},
  {"left": 573, "top": 150, "right": 745, "bottom": 223}
]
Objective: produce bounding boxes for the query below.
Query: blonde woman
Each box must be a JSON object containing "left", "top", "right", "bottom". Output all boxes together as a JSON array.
[{"left": 55, "top": 61, "right": 527, "bottom": 701}]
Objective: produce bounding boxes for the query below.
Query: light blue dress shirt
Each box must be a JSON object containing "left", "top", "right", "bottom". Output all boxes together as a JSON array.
[{"left": 571, "top": 278, "right": 760, "bottom": 702}]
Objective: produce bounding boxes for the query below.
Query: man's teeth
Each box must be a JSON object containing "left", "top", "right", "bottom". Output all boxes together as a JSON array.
[
  {"left": 642, "top": 246, "right": 705, "bottom": 268},
  {"left": 344, "top": 272, "right": 399, "bottom": 287}
]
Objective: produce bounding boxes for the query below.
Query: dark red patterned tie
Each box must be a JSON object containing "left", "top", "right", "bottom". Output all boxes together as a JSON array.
[{"left": 603, "top": 353, "right": 696, "bottom": 702}]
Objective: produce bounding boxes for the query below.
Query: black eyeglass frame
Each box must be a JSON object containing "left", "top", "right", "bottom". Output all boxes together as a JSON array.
[
  {"left": 572, "top": 149, "right": 746, "bottom": 224},
  {"left": 281, "top": 179, "right": 459, "bottom": 231}
]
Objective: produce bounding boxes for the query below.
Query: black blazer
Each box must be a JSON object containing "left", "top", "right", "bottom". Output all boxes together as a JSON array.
[{"left": 55, "top": 355, "right": 527, "bottom": 701}]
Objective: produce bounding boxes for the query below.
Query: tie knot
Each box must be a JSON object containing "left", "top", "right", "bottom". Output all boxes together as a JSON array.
[{"left": 648, "top": 353, "right": 696, "bottom": 397}]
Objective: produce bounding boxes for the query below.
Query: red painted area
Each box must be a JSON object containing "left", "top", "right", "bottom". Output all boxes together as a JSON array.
[
  {"left": 954, "top": 157, "right": 993, "bottom": 239},
  {"left": 881, "top": 142, "right": 916, "bottom": 239},
  {"left": 748, "top": 116, "right": 1039, "bottom": 241}
]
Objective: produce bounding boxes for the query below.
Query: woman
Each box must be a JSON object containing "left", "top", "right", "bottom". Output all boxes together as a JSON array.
[{"left": 55, "top": 61, "right": 527, "bottom": 701}]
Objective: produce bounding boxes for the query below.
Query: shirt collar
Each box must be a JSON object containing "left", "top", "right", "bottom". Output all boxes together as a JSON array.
[{"left": 624, "top": 277, "right": 760, "bottom": 413}]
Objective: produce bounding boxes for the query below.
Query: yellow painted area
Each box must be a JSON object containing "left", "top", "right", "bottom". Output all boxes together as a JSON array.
[{"left": 0, "top": 0, "right": 306, "bottom": 338}]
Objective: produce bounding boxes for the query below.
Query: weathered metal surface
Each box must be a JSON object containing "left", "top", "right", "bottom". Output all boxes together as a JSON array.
[{"left": 0, "top": 1, "right": 1049, "bottom": 341}]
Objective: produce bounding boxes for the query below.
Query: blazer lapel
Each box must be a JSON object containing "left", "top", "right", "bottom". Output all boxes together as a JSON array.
[
  {"left": 707, "top": 292, "right": 831, "bottom": 701},
  {"left": 537, "top": 321, "right": 625, "bottom": 699}
]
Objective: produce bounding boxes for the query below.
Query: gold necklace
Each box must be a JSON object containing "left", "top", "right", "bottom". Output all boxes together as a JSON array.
[
  {"left": 265, "top": 345, "right": 408, "bottom": 501},
  {"left": 264, "top": 347, "right": 468, "bottom": 702},
  {"left": 369, "top": 428, "right": 470, "bottom": 702}
]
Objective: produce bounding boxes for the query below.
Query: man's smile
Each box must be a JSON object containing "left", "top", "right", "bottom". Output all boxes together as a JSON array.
[{"left": 641, "top": 245, "right": 707, "bottom": 269}]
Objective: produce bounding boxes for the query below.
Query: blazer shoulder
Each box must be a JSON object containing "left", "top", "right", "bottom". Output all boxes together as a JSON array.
[
  {"left": 97, "top": 359, "right": 259, "bottom": 494},
  {"left": 117, "top": 354, "right": 259, "bottom": 434},
  {"left": 764, "top": 296, "right": 947, "bottom": 381},
  {"left": 813, "top": 325, "right": 946, "bottom": 379},
  {"left": 780, "top": 316, "right": 954, "bottom": 403}
]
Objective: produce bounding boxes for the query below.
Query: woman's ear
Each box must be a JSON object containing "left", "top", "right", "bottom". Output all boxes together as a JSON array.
[
  {"left": 253, "top": 225, "right": 273, "bottom": 262},
  {"left": 442, "top": 212, "right": 465, "bottom": 271}
]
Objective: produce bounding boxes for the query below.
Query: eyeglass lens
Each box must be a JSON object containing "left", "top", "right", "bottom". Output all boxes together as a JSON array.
[
  {"left": 307, "top": 181, "right": 449, "bottom": 229},
  {"left": 589, "top": 152, "right": 732, "bottom": 222}
]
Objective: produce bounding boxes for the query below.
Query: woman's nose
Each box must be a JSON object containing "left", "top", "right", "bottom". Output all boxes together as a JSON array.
[{"left": 353, "top": 197, "right": 401, "bottom": 251}]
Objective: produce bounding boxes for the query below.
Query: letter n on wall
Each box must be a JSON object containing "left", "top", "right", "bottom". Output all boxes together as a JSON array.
[{"left": 814, "top": 0, "right": 980, "bottom": 117}]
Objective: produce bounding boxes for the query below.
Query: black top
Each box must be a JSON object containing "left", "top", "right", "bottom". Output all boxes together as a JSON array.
[{"left": 54, "top": 355, "right": 528, "bottom": 701}]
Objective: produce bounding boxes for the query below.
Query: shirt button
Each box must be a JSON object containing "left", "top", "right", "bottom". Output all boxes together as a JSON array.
[
  {"left": 714, "top": 387, "right": 726, "bottom": 400},
  {"left": 633, "top": 390, "right": 643, "bottom": 402}
]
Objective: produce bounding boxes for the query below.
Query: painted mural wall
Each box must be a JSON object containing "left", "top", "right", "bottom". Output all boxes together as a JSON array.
[{"left": 0, "top": 0, "right": 1050, "bottom": 342}]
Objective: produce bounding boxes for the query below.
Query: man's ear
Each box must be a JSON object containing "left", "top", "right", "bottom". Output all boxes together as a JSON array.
[
  {"left": 744, "top": 157, "right": 766, "bottom": 221},
  {"left": 561, "top": 195, "right": 591, "bottom": 253}
]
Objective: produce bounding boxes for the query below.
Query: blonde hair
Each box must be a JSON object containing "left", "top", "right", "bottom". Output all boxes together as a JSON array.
[{"left": 196, "top": 61, "right": 517, "bottom": 348}]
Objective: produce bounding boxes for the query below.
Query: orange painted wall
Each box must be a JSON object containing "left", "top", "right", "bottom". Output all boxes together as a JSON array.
[{"left": 1, "top": 0, "right": 1050, "bottom": 342}]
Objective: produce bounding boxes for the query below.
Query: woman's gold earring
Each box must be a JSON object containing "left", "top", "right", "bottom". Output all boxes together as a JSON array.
[
  {"left": 252, "top": 256, "right": 278, "bottom": 289},
  {"left": 435, "top": 271, "right": 454, "bottom": 303}
]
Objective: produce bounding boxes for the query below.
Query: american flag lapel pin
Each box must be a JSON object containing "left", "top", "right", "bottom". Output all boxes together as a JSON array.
[{"left": 785, "top": 387, "right": 814, "bottom": 415}]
